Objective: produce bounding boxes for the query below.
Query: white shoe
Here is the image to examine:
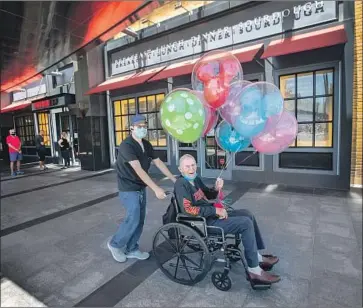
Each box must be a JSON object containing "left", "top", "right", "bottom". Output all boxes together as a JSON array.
[
  {"left": 107, "top": 241, "right": 127, "bottom": 263},
  {"left": 126, "top": 250, "right": 150, "bottom": 260}
]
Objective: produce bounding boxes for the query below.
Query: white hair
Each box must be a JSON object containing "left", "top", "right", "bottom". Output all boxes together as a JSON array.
[{"left": 179, "top": 154, "right": 196, "bottom": 166}]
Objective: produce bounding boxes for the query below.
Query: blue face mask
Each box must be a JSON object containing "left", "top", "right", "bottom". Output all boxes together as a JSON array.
[
  {"left": 183, "top": 172, "right": 197, "bottom": 181},
  {"left": 134, "top": 127, "right": 147, "bottom": 139}
]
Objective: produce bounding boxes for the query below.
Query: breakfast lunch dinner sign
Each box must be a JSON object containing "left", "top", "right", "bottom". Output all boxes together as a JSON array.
[{"left": 111, "top": 1, "right": 337, "bottom": 76}]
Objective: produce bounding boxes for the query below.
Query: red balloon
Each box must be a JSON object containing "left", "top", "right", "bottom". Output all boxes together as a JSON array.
[
  {"left": 202, "top": 106, "right": 218, "bottom": 136},
  {"left": 220, "top": 59, "right": 241, "bottom": 85},
  {"left": 196, "top": 61, "right": 218, "bottom": 82},
  {"left": 204, "top": 78, "right": 229, "bottom": 109}
]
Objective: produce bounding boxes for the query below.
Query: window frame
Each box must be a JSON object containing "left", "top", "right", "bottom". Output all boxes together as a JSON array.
[
  {"left": 37, "top": 112, "right": 51, "bottom": 147},
  {"left": 232, "top": 73, "right": 265, "bottom": 172},
  {"left": 273, "top": 61, "right": 340, "bottom": 175},
  {"left": 14, "top": 115, "right": 35, "bottom": 147},
  {"left": 112, "top": 88, "right": 171, "bottom": 165}
]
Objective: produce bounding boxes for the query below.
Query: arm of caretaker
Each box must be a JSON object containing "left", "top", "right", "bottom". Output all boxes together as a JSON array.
[
  {"left": 153, "top": 158, "right": 177, "bottom": 183},
  {"left": 174, "top": 179, "right": 217, "bottom": 218}
]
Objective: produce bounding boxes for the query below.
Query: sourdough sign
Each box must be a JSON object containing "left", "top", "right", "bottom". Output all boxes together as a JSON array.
[{"left": 111, "top": 1, "right": 337, "bottom": 75}]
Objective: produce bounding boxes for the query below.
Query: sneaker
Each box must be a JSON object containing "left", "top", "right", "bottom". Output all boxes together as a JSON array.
[
  {"left": 126, "top": 250, "right": 150, "bottom": 260},
  {"left": 107, "top": 241, "right": 127, "bottom": 263},
  {"left": 16, "top": 171, "right": 24, "bottom": 175},
  {"left": 11, "top": 172, "right": 17, "bottom": 177}
]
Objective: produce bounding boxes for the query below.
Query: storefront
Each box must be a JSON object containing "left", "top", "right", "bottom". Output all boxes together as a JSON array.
[
  {"left": 87, "top": 0, "right": 355, "bottom": 190},
  {"left": 1, "top": 63, "right": 79, "bottom": 165},
  {"left": 1, "top": 81, "right": 48, "bottom": 163}
]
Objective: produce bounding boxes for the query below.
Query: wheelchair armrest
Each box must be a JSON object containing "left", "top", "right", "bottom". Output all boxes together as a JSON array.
[{"left": 176, "top": 214, "right": 206, "bottom": 223}]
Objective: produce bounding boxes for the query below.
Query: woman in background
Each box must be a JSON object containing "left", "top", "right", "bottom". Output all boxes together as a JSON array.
[{"left": 58, "top": 131, "right": 71, "bottom": 169}]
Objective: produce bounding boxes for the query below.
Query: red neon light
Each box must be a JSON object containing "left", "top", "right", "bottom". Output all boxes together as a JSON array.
[{"left": 33, "top": 100, "right": 51, "bottom": 110}]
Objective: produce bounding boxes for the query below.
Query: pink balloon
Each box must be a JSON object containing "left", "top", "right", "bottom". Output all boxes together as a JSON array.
[
  {"left": 220, "top": 80, "right": 252, "bottom": 124},
  {"left": 191, "top": 91, "right": 218, "bottom": 136},
  {"left": 251, "top": 111, "right": 298, "bottom": 155}
]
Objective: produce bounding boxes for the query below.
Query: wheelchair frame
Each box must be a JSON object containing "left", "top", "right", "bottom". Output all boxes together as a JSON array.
[{"left": 152, "top": 192, "right": 272, "bottom": 291}]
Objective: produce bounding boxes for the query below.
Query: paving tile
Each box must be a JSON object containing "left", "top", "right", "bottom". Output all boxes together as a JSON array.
[
  {"left": 317, "top": 212, "right": 353, "bottom": 227},
  {"left": 242, "top": 274, "right": 309, "bottom": 308},
  {"left": 23, "top": 264, "right": 74, "bottom": 300},
  {"left": 308, "top": 269, "right": 362, "bottom": 307},
  {"left": 315, "top": 221, "right": 356, "bottom": 240},
  {"left": 314, "top": 233, "right": 358, "bottom": 255},
  {"left": 115, "top": 270, "right": 192, "bottom": 307},
  {"left": 312, "top": 247, "right": 361, "bottom": 280}
]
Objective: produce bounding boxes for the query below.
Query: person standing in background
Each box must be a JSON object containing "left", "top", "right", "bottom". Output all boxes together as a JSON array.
[
  {"left": 6, "top": 129, "right": 24, "bottom": 176},
  {"left": 58, "top": 131, "right": 71, "bottom": 169},
  {"left": 35, "top": 130, "right": 47, "bottom": 170}
]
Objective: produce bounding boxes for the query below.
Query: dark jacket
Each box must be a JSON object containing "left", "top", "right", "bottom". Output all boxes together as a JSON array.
[{"left": 173, "top": 176, "right": 218, "bottom": 218}]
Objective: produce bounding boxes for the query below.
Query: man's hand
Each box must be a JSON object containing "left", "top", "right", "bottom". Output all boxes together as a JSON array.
[
  {"left": 154, "top": 186, "right": 166, "bottom": 200},
  {"left": 216, "top": 208, "right": 228, "bottom": 219},
  {"left": 215, "top": 177, "right": 224, "bottom": 191},
  {"left": 171, "top": 176, "right": 177, "bottom": 183}
]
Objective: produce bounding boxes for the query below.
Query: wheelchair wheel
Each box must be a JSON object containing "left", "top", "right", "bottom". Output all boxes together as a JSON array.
[
  {"left": 211, "top": 271, "right": 232, "bottom": 291},
  {"left": 153, "top": 223, "right": 211, "bottom": 286}
]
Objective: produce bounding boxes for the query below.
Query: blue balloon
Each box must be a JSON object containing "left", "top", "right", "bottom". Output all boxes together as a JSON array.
[
  {"left": 263, "top": 91, "right": 284, "bottom": 118},
  {"left": 216, "top": 120, "right": 250, "bottom": 152},
  {"left": 233, "top": 84, "right": 267, "bottom": 138}
]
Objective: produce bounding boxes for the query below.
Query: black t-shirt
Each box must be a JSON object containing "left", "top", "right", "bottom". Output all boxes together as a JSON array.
[
  {"left": 60, "top": 138, "right": 70, "bottom": 150},
  {"left": 35, "top": 135, "right": 45, "bottom": 150},
  {"left": 116, "top": 136, "right": 158, "bottom": 191}
]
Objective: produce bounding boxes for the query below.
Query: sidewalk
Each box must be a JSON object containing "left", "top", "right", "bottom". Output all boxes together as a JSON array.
[{"left": 0, "top": 168, "right": 361, "bottom": 307}]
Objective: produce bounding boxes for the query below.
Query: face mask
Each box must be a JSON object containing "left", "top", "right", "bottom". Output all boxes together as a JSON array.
[
  {"left": 183, "top": 172, "right": 197, "bottom": 181},
  {"left": 134, "top": 127, "right": 147, "bottom": 139},
  {"left": 10, "top": 132, "right": 15, "bottom": 136}
]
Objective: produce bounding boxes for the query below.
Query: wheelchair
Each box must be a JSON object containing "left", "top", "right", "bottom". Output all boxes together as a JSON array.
[{"left": 152, "top": 191, "right": 274, "bottom": 291}]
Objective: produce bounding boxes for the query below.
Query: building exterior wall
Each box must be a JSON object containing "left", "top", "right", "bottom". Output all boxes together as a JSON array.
[
  {"left": 101, "top": 0, "right": 354, "bottom": 190},
  {"left": 351, "top": 1, "right": 363, "bottom": 187}
]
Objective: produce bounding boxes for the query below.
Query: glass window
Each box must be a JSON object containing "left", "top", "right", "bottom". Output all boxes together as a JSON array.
[
  {"left": 37, "top": 113, "right": 51, "bottom": 146},
  {"left": 113, "top": 93, "right": 166, "bottom": 147},
  {"left": 279, "top": 68, "right": 334, "bottom": 148},
  {"left": 15, "top": 115, "right": 35, "bottom": 146}
]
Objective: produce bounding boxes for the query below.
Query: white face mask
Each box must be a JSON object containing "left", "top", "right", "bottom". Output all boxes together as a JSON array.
[{"left": 134, "top": 127, "right": 147, "bottom": 139}]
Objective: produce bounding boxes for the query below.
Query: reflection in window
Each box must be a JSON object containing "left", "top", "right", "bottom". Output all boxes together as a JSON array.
[
  {"left": 113, "top": 99, "right": 136, "bottom": 146},
  {"left": 15, "top": 116, "right": 35, "bottom": 146},
  {"left": 113, "top": 93, "right": 166, "bottom": 147},
  {"left": 279, "top": 68, "right": 334, "bottom": 148},
  {"left": 37, "top": 113, "right": 51, "bottom": 146}
]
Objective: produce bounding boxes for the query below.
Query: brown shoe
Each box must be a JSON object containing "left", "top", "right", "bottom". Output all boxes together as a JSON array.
[
  {"left": 259, "top": 254, "right": 279, "bottom": 271},
  {"left": 248, "top": 270, "right": 281, "bottom": 284}
]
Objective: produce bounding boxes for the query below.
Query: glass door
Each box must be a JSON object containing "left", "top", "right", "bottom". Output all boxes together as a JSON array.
[
  {"left": 200, "top": 117, "right": 233, "bottom": 180},
  {"left": 59, "top": 114, "right": 79, "bottom": 166}
]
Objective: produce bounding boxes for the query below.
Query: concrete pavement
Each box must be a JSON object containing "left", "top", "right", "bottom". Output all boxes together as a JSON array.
[{"left": 1, "top": 167, "right": 361, "bottom": 307}]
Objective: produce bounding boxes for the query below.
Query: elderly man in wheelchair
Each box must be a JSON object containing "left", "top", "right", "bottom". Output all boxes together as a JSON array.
[{"left": 152, "top": 154, "right": 280, "bottom": 291}]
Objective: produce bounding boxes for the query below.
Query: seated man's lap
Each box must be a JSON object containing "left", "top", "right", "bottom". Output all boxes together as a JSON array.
[{"left": 208, "top": 215, "right": 252, "bottom": 235}]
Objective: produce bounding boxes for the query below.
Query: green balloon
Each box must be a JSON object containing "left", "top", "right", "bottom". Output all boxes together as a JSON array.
[{"left": 160, "top": 89, "right": 205, "bottom": 143}]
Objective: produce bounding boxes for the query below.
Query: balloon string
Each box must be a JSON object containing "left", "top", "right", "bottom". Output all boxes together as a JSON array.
[{"left": 217, "top": 143, "right": 243, "bottom": 179}]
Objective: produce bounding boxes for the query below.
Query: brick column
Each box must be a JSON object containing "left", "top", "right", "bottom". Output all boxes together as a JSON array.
[{"left": 351, "top": 1, "right": 363, "bottom": 187}]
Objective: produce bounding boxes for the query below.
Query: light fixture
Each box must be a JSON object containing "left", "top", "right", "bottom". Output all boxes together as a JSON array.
[
  {"left": 50, "top": 71, "right": 63, "bottom": 76},
  {"left": 141, "top": 18, "right": 160, "bottom": 27},
  {"left": 122, "top": 27, "right": 139, "bottom": 38},
  {"left": 174, "top": 1, "right": 192, "bottom": 15}
]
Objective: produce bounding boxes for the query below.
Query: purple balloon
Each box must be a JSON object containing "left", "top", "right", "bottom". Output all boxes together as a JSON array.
[
  {"left": 251, "top": 111, "right": 298, "bottom": 155},
  {"left": 219, "top": 80, "right": 252, "bottom": 124}
]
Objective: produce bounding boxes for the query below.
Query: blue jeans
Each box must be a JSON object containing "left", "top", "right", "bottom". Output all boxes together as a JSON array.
[
  {"left": 208, "top": 209, "right": 264, "bottom": 268},
  {"left": 110, "top": 189, "right": 147, "bottom": 253}
]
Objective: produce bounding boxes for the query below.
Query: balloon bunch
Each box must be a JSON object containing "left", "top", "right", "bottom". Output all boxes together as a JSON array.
[{"left": 160, "top": 49, "right": 298, "bottom": 155}]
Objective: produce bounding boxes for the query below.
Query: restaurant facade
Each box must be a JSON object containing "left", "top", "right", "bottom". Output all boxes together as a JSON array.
[
  {"left": 1, "top": 1, "right": 360, "bottom": 190},
  {"left": 85, "top": 0, "right": 356, "bottom": 190}
]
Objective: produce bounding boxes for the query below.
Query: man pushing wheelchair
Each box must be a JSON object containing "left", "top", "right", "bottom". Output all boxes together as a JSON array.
[{"left": 172, "top": 154, "right": 280, "bottom": 285}]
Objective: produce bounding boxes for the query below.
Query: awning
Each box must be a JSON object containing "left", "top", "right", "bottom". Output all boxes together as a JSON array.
[
  {"left": 86, "top": 66, "right": 166, "bottom": 95},
  {"left": 149, "top": 43, "right": 263, "bottom": 82},
  {"left": 261, "top": 25, "right": 347, "bottom": 59},
  {"left": 0, "top": 100, "right": 32, "bottom": 113}
]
